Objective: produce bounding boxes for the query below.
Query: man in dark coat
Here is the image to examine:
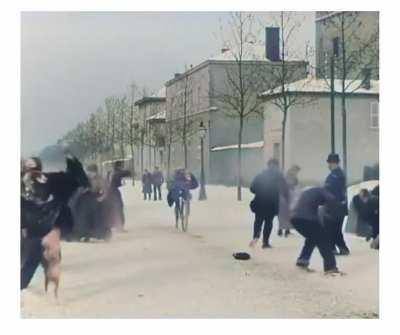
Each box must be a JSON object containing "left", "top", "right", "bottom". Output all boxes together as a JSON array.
[
  {"left": 21, "top": 152, "right": 89, "bottom": 290},
  {"left": 323, "top": 153, "right": 350, "bottom": 255},
  {"left": 291, "top": 187, "right": 342, "bottom": 274},
  {"left": 352, "top": 188, "right": 379, "bottom": 241},
  {"left": 152, "top": 166, "right": 164, "bottom": 201},
  {"left": 249, "top": 159, "right": 289, "bottom": 249},
  {"left": 142, "top": 169, "right": 152, "bottom": 201}
]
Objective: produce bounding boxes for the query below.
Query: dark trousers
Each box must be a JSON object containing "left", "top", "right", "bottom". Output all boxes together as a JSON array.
[
  {"left": 291, "top": 218, "right": 337, "bottom": 272},
  {"left": 253, "top": 213, "right": 274, "bottom": 245},
  {"left": 324, "top": 216, "right": 349, "bottom": 252},
  {"left": 144, "top": 192, "right": 151, "bottom": 200},
  {"left": 371, "top": 220, "right": 379, "bottom": 239},
  {"left": 153, "top": 184, "right": 162, "bottom": 200},
  {"left": 21, "top": 237, "right": 43, "bottom": 290}
]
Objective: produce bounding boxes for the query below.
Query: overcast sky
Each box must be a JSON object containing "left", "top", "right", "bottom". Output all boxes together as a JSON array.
[{"left": 21, "top": 11, "right": 314, "bottom": 157}]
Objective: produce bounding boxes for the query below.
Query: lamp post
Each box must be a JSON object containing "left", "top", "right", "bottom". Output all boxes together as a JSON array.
[{"left": 198, "top": 121, "right": 207, "bottom": 200}]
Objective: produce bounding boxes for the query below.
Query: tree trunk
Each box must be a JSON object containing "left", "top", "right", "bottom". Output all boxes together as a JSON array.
[
  {"left": 281, "top": 111, "right": 287, "bottom": 171},
  {"left": 140, "top": 134, "right": 144, "bottom": 176},
  {"left": 341, "top": 12, "right": 348, "bottom": 180},
  {"left": 237, "top": 117, "right": 243, "bottom": 201},
  {"left": 130, "top": 144, "right": 135, "bottom": 186},
  {"left": 167, "top": 143, "right": 171, "bottom": 179}
]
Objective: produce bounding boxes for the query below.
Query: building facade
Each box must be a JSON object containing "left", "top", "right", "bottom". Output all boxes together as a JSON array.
[
  {"left": 315, "top": 11, "right": 379, "bottom": 80},
  {"left": 165, "top": 46, "right": 308, "bottom": 185},
  {"left": 134, "top": 88, "right": 166, "bottom": 176},
  {"left": 261, "top": 78, "right": 379, "bottom": 185}
]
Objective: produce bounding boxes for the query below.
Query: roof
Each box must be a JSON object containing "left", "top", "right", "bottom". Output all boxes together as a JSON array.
[
  {"left": 210, "top": 44, "right": 266, "bottom": 61},
  {"left": 166, "top": 44, "right": 306, "bottom": 86},
  {"left": 134, "top": 87, "right": 166, "bottom": 106},
  {"left": 260, "top": 78, "right": 379, "bottom": 99},
  {"left": 211, "top": 141, "right": 264, "bottom": 152},
  {"left": 146, "top": 110, "right": 166, "bottom": 122}
]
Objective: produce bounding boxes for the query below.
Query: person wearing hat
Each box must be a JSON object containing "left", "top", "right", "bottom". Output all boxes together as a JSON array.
[{"left": 323, "top": 153, "right": 350, "bottom": 256}]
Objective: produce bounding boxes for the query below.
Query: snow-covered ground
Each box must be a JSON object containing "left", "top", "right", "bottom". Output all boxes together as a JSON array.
[{"left": 21, "top": 185, "right": 379, "bottom": 318}]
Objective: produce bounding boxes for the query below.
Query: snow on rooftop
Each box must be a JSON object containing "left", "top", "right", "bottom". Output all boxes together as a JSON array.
[
  {"left": 209, "top": 44, "right": 303, "bottom": 62},
  {"left": 260, "top": 77, "right": 379, "bottom": 97},
  {"left": 211, "top": 141, "right": 264, "bottom": 152},
  {"left": 146, "top": 110, "right": 166, "bottom": 121}
]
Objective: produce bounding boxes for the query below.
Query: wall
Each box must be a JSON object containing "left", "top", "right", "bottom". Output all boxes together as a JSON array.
[
  {"left": 209, "top": 148, "right": 264, "bottom": 186},
  {"left": 264, "top": 94, "right": 379, "bottom": 185},
  {"left": 315, "top": 11, "right": 379, "bottom": 79},
  {"left": 165, "top": 65, "right": 211, "bottom": 179},
  {"left": 135, "top": 99, "right": 166, "bottom": 176},
  {"left": 165, "top": 59, "right": 308, "bottom": 185}
]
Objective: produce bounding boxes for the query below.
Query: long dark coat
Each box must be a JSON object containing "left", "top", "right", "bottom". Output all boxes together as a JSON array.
[{"left": 249, "top": 168, "right": 289, "bottom": 217}]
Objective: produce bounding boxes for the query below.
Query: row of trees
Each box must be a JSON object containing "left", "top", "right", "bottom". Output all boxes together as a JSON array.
[
  {"left": 217, "top": 11, "right": 378, "bottom": 199},
  {"left": 57, "top": 11, "right": 378, "bottom": 200}
]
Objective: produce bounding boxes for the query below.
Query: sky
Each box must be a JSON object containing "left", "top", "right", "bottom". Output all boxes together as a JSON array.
[{"left": 21, "top": 11, "right": 315, "bottom": 157}]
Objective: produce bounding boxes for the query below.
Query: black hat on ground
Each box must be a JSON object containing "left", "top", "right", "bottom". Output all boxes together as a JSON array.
[
  {"left": 232, "top": 252, "right": 251, "bottom": 261},
  {"left": 327, "top": 153, "right": 340, "bottom": 163}
]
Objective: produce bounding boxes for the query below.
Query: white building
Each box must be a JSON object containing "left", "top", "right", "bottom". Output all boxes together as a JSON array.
[{"left": 260, "top": 78, "right": 379, "bottom": 185}]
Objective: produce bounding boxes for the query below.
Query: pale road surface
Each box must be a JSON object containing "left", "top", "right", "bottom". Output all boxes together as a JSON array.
[{"left": 21, "top": 185, "right": 379, "bottom": 318}]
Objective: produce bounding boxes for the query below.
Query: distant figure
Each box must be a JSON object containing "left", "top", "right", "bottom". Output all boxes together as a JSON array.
[
  {"left": 142, "top": 169, "right": 153, "bottom": 200},
  {"left": 152, "top": 166, "right": 164, "bottom": 201},
  {"left": 323, "top": 153, "right": 350, "bottom": 256},
  {"left": 278, "top": 165, "right": 301, "bottom": 237},
  {"left": 102, "top": 161, "right": 131, "bottom": 232},
  {"left": 291, "top": 187, "right": 342, "bottom": 275},
  {"left": 249, "top": 159, "right": 289, "bottom": 249}
]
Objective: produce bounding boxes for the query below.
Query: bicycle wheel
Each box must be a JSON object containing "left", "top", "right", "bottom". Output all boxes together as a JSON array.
[
  {"left": 179, "top": 198, "right": 185, "bottom": 231},
  {"left": 174, "top": 203, "right": 179, "bottom": 229},
  {"left": 182, "top": 200, "right": 190, "bottom": 232}
]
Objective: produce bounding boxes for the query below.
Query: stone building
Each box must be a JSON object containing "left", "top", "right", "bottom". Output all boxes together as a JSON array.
[
  {"left": 165, "top": 43, "right": 308, "bottom": 185},
  {"left": 315, "top": 11, "right": 379, "bottom": 80},
  {"left": 261, "top": 78, "right": 379, "bottom": 185},
  {"left": 134, "top": 87, "right": 166, "bottom": 176}
]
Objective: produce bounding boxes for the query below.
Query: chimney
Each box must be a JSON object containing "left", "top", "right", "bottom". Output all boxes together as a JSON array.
[
  {"left": 361, "top": 68, "right": 371, "bottom": 90},
  {"left": 265, "top": 27, "right": 280, "bottom": 61}
]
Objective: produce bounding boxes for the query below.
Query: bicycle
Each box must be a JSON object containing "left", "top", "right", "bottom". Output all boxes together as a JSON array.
[{"left": 174, "top": 190, "right": 191, "bottom": 232}]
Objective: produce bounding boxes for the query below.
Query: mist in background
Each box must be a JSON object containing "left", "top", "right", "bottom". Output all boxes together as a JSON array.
[{"left": 21, "top": 11, "right": 314, "bottom": 158}]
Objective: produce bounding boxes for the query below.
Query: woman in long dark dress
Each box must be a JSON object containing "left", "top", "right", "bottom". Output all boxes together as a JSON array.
[
  {"left": 70, "top": 164, "right": 111, "bottom": 241},
  {"left": 102, "top": 161, "right": 131, "bottom": 232},
  {"left": 21, "top": 153, "right": 89, "bottom": 290}
]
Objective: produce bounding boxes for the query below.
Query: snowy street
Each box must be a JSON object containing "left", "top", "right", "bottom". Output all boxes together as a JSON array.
[{"left": 21, "top": 185, "right": 379, "bottom": 318}]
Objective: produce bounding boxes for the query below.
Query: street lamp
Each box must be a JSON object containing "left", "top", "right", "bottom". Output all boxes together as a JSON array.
[{"left": 198, "top": 121, "right": 207, "bottom": 200}]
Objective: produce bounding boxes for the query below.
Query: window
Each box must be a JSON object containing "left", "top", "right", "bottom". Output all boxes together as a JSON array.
[{"left": 370, "top": 101, "right": 379, "bottom": 129}]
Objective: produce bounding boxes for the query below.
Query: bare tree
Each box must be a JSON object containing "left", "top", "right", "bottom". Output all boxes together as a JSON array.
[
  {"left": 318, "top": 11, "right": 379, "bottom": 177},
  {"left": 105, "top": 96, "right": 118, "bottom": 160},
  {"left": 259, "top": 12, "right": 311, "bottom": 171},
  {"left": 127, "top": 82, "right": 139, "bottom": 185},
  {"left": 215, "top": 12, "right": 266, "bottom": 201}
]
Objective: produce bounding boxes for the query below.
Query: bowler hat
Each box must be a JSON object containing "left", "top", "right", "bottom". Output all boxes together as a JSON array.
[{"left": 327, "top": 153, "right": 340, "bottom": 163}]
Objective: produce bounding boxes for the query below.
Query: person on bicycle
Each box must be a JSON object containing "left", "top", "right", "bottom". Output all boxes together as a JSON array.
[{"left": 167, "top": 168, "right": 198, "bottom": 207}]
